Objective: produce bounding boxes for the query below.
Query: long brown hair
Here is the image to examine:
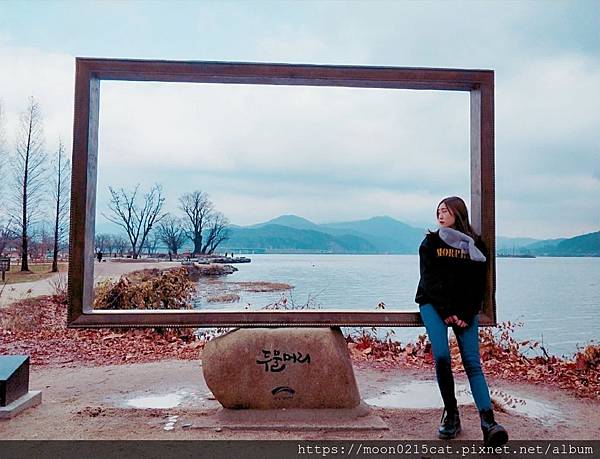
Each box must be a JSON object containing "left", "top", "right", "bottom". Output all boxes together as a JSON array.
[{"left": 427, "top": 196, "right": 479, "bottom": 240}]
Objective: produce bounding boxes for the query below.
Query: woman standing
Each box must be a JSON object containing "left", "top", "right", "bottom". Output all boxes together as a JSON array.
[{"left": 415, "top": 196, "right": 508, "bottom": 446}]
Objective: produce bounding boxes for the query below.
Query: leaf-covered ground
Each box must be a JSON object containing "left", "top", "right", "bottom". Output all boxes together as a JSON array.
[
  {"left": 1, "top": 296, "right": 204, "bottom": 366},
  {"left": 347, "top": 323, "right": 600, "bottom": 400}
]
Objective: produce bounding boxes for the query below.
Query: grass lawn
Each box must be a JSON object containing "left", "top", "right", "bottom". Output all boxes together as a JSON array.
[{"left": 1, "top": 262, "right": 68, "bottom": 285}]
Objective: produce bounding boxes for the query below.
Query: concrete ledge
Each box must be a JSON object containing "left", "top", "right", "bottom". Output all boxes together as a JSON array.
[
  {"left": 188, "top": 401, "right": 389, "bottom": 431},
  {"left": 0, "top": 390, "right": 42, "bottom": 420}
]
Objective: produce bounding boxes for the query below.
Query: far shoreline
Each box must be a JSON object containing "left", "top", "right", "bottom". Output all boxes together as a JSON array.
[{"left": 217, "top": 251, "right": 600, "bottom": 257}]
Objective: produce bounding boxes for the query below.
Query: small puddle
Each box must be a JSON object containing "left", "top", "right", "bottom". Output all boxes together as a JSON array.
[
  {"left": 365, "top": 381, "right": 473, "bottom": 409},
  {"left": 118, "top": 389, "right": 215, "bottom": 409},
  {"left": 364, "top": 380, "right": 565, "bottom": 425},
  {"left": 489, "top": 389, "right": 564, "bottom": 426},
  {"left": 126, "top": 393, "right": 184, "bottom": 409}
]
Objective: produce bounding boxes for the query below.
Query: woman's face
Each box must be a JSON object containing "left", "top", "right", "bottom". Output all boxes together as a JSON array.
[{"left": 437, "top": 203, "right": 456, "bottom": 228}]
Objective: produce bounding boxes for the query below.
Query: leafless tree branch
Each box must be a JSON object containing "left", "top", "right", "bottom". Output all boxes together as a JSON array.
[
  {"left": 202, "top": 211, "right": 231, "bottom": 254},
  {"left": 157, "top": 215, "right": 187, "bottom": 260},
  {"left": 103, "top": 183, "right": 166, "bottom": 259},
  {"left": 179, "top": 190, "right": 214, "bottom": 256},
  {"left": 9, "top": 97, "right": 48, "bottom": 271},
  {"left": 51, "top": 139, "right": 70, "bottom": 272}
]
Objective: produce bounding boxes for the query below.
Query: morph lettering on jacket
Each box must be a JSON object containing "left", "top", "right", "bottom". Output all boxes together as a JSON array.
[
  {"left": 436, "top": 247, "right": 470, "bottom": 259},
  {"left": 415, "top": 230, "right": 489, "bottom": 326}
]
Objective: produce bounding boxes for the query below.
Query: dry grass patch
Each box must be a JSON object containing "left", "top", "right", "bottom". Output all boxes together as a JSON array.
[
  {"left": 94, "top": 267, "right": 195, "bottom": 310},
  {"left": 2, "top": 262, "right": 67, "bottom": 285}
]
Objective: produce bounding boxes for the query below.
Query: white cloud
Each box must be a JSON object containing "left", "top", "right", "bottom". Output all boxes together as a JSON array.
[
  {"left": 215, "top": 186, "right": 445, "bottom": 227},
  {"left": 94, "top": 80, "right": 473, "bottom": 228},
  {"left": 497, "top": 53, "right": 600, "bottom": 170},
  {"left": 0, "top": 43, "right": 74, "bottom": 153},
  {"left": 98, "top": 81, "right": 470, "bottom": 184},
  {"left": 1, "top": 37, "right": 598, "bottom": 239}
]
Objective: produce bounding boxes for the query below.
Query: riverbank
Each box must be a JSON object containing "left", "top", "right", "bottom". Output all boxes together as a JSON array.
[
  {"left": 1, "top": 294, "right": 600, "bottom": 441},
  {"left": 0, "top": 259, "right": 290, "bottom": 310},
  {"left": 2, "top": 263, "right": 599, "bottom": 401}
]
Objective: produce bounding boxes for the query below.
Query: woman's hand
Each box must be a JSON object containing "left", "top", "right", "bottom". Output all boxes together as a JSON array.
[{"left": 444, "top": 315, "right": 468, "bottom": 328}]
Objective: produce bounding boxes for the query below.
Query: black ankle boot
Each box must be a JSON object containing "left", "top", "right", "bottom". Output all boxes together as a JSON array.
[
  {"left": 438, "top": 406, "right": 461, "bottom": 439},
  {"left": 479, "top": 408, "right": 508, "bottom": 447}
]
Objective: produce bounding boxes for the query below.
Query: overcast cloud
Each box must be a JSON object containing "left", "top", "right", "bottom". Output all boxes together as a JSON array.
[{"left": 0, "top": 0, "right": 598, "bottom": 239}]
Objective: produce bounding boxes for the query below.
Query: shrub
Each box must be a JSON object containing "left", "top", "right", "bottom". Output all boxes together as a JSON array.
[{"left": 94, "top": 267, "right": 195, "bottom": 310}]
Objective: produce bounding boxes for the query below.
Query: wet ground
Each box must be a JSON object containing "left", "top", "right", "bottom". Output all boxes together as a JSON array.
[
  {"left": 115, "top": 374, "right": 566, "bottom": 427},
  {"left": 363, "top": 380, "right": 564, "bottom": 426}
]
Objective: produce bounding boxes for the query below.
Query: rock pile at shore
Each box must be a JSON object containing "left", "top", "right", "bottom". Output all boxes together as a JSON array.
[{"left": 192, "top": 256, "right": 251, "bottom": 264}]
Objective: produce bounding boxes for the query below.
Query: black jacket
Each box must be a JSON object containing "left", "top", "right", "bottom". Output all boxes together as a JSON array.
[{"left": 414, "top": 230, "right": 488, "bottom": 325}]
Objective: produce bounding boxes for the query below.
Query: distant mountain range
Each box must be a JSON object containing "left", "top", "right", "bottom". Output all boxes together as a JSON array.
[
  {"left": 94, "top": 213, "right": 599, "bottom": 256},
  {"left": 524, "top": 232, "right": 600, "bottom": 257},
  {"left": 220, "top": 214, "right": 600, "bottom": 256},
  {"left": 222, "top": 215, "right": 425, "bottom": 253}
]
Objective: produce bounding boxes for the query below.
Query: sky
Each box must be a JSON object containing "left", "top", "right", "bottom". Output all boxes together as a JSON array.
[{"left": 0, "top": 0, "right": 598, "bottom": 239}]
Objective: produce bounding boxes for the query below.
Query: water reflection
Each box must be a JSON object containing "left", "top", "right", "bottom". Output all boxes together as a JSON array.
[
  {"left": 191, "top": 254, "right": 600, "bottom": 356},
  {"left": 364, "top": 380, "right": 565, "bottom": 426},
  {"left": 126, "top": 393, "right": 184, "bottom": 409}
]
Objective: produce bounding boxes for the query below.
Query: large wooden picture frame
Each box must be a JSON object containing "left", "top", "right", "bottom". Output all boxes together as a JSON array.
[{"left": 68, "top": 58, "right": 496, "bottom": 328}]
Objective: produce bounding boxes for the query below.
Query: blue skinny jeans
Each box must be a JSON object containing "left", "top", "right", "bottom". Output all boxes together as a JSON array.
[{"left": 419, "top": 303, "right": 492, "bottom": 412}]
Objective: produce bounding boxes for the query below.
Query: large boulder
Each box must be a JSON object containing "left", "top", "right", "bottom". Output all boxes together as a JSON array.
[{"left": 202, "top": 327, "right": 360, "bottom": 409}]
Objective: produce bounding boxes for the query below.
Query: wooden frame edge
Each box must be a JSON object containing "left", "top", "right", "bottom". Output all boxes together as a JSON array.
[{"left": 67, "top": 58, "right": 496, "bottom": 328}]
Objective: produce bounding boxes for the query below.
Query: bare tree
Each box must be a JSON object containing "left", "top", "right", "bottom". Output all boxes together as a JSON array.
[
  {"left": 51, "top": 140, "right": 70, "bottom": 272},
  {"left": 0, "top": 100, "right": 8, "bottom": 255},
  {"left": 10, "top": 97, "right": 48, "bottom": 271},
  {"left": 112, "top": 234, "right": 129, "bottom": 257},
  {"left": 179, "top": 191, "right": 213, "bottom": 256},
  {"left": 30, "top": 223, "right": 53, "bottom": 261},
  {"left": 143, "top": 229, "right": 160, "bottom": 257},
  {"left": 0, "top": 99, "right": 7, "bottom": 212},
  {"left": 202, "top": 211, "right": 231, "bottom": 254},
  {"left": 95, "top": 233, "right": 110, "bottom": 253},
  {"left": 105, "top": 236, "right": 115, "bottom": 258},
  {"left": 104, "top": 183, "right": 166, "bottom": 259},
  {"left": 0, "top": 101, "right": 11, "bottom": 254},
  {"left": 0, "top": 218, "right": 17, "bottom": 256},
  {"left": 157, "top": 215, "right": 186, "bottom": 261}
]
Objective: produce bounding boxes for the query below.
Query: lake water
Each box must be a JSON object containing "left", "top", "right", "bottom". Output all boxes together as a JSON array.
[{"left": 193, "top": 254, "right": 599, "bottom": 357}]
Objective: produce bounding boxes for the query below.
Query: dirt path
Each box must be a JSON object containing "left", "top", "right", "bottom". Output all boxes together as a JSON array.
[
  {"left": 1, "top": 359, "right": 598, "bottom": 440},
  {"left": 0, "top": 260, "right": 181, "bottom": 308},
  {"left": 0, "top": 275, "right": 61, "bottom": 308}
]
